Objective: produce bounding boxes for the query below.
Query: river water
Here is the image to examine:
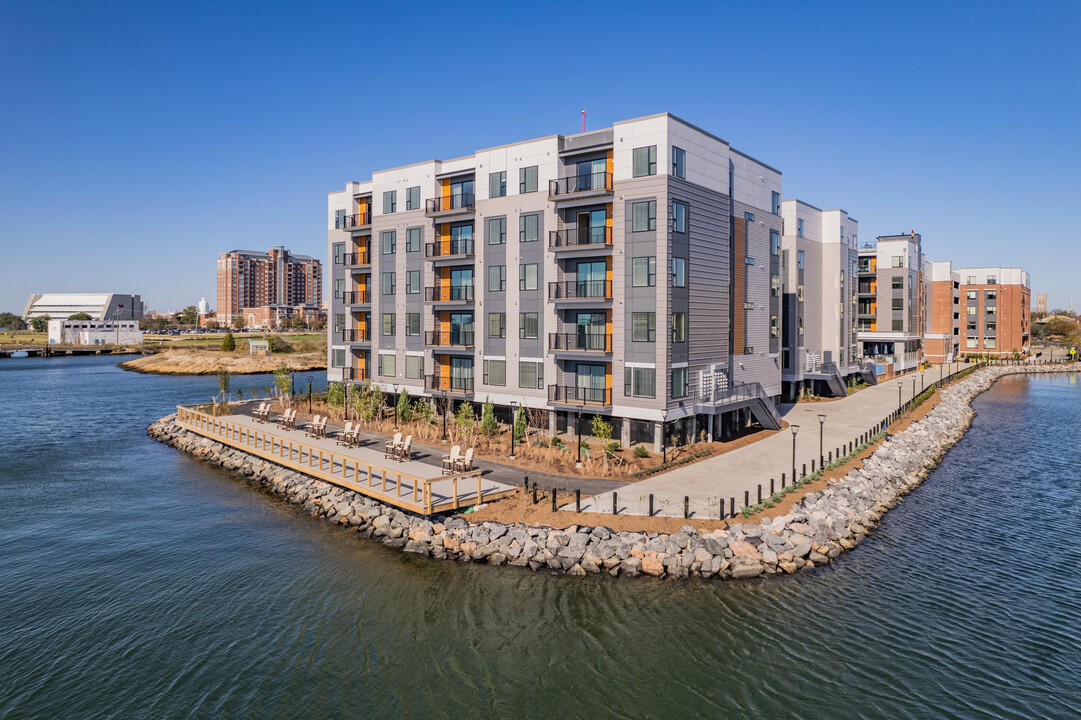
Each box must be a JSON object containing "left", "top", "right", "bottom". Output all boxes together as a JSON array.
[{"left": 1, "top": 356, "right": 1078, "bottom": 719}]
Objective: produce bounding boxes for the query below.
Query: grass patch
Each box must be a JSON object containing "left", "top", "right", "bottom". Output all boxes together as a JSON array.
[{"left": 631, "top": 448, "right": 714, "bottom": 479}]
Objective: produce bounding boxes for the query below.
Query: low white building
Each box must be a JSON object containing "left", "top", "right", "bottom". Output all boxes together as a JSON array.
[{"left": 48, "top": 319, "right": 143, "bottom": 346}]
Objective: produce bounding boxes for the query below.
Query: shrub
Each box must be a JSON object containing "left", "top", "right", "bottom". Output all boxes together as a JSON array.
[
  {"left": 532, "top": 438, "right": 549, "bottom": 448},
  {"left": 411, "top": 397, "right": 434, "bottom": 424},
  {"left": 216, "top": 367, "right": 230, "bottom": 403},
  {"left": 221, "top": 331, "right": 236, "bottom": 351},
  {"left": 479, "top": 398, "right": 498, "bottom": 436},
  {"left": 591, "top": 415, "right": 612, "bottom": 442},
  {"left": 397, "top": 388, "right": 412, "bottom": 422},
  {"left": 274, "top": 365, "right": 292, "bottom": 405},
  {"left": 551, "top": 436, "right": 566, "bottom": 450},
  {"left": 633, "top": 445, "right": 650, "bottom": 459},
  {"left": 605, "top": 441, "right": 621, "bottom": 454},
  {"left": 455, "top": 401, "right": 475, "bottom": 430},
  {"left": 513, "top": 405, "right": 527, "bottom": 444},
  {"left": 267, "top": 335, "right": 293, "bottom": 353},
  {"left": 326, "top": 382, "right": 345, "bottom": 408}
]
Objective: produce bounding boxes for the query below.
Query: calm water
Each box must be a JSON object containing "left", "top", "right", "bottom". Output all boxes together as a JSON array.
[{"left": 1, "top": 356, "right": 1078, "bottom": 719}]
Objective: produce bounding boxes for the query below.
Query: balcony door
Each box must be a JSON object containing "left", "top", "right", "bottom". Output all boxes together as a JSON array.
[
  {"left": 575, "top": 312, "right": 606, "bottom": 350},
  {"left": 450, "top": 179, "right": 473, "bottom": 209},
  {"left": 576, "top": 159, "right": 606, "bottom": 191},
  {"left": 450, "top": 267, "right": 474, "bottom": 300},
  {"left": 576, "top": 209, "right": 607, "bottom": 245},
  {"left": 576, "top": 260, "right": 606, "bottom": 299},
  {"left": 450, "top": 312, "right": 473, "bottom": 346},
  {"left": 450, "top": 357, "right": 473, "bottom": 391},
  {"left": 575, "top": 363, "right": 606, "bottom": 403}
]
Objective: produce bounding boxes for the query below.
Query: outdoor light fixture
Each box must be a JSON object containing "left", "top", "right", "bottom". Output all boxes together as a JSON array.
[
  {"left": 818, "top": 414, "right": 826, "bottom": 469},
  {"left": 791, "top": 424, "right": 800, "bottom": 485},
  {"left": 575, "top": 407, "right": 583, "bottom": 469},
  {"left": 392, "top": 384, "right": 399, "bottom": 428},
  {"left": 509, "top": 401, "right": 517, "bottom": 461}
]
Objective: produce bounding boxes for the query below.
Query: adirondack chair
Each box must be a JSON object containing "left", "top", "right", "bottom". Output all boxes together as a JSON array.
[
  {"left": 304, "top": 415, "right": 322, "bottom": 437},
  {"left": 395, "top": 435, "right": 413, "bottom": 462},
  {"left": 454, "top": 447, "right": 474, "bottom": 473},
  {"left": 336, "top": 421, "right": 354, "bottom": 446},
  {"left": 384, "top": 432, "right": 403, "bottom": 460},
  {"left": 441, "top": 445, "right": 461, "bottom": 474}
]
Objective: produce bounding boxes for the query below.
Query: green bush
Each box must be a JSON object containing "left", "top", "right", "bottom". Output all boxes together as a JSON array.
[
  {"left": 604, "top": 441, "right": 621, "bottom": 454},
  {"left": 633, "top": 445, "right": 650, "bottom": 459},
  {"left": 455, "top": 401, "right": 475, "bottom": 432},
  {"left": 267, "top": 335, "right": 293, "bottom": 353},
  {"left": 411, "top": 397, "right": 434, "bottom": 423},
  {"left": 397, "top": 388, "right": 412, "bottom": 422},
  {"left": 216, "top": 367, "right": 230, "bottom": 403},
  {"left": 532, "top": 438, "right": 549, "bottom": 448},
  {"left": 479, "top": 398, "right": 498, "bottom": 436},
  {"left": 326, "top": 382, "right": 345, "bottom": 408},
  {"left": 513, "top": 405, "right": 527, "bottom": 445},
  {"left": 221, "top": 331, "right": 236, "bottom": 351},
  {"left": 551, "top": 436, "right": 566, "bottom": 450}
]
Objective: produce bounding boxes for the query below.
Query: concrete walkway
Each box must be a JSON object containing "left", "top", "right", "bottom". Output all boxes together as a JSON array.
[{"left": 573, "top": 363, "right": 971, "bottom": 519}]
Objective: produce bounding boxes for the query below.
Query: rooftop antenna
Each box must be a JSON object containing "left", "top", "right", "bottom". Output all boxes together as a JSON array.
[{"left": 581, "top": 109, "right": 586, "bottom": 133}]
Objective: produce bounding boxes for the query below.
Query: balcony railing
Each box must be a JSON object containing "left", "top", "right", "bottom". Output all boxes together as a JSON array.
[
  {"left": 343, "top": 366, "right": 370, "bottom": 381},
  {"left": 344, "top": 249, "right": 370, "bottom": 266},
  {"left": 548, "top": 332, "right": 612, "bottom": 352},
  {"left": 548, "top": 226, "right": 613, "bottom": 249},
  {"left": 548, "top": 279, "right": 612, "bottom": 300},
  {"left": 549, "top": 172, "right": 613, "bottom": 197},
  {"left": 425, "top": 194, "right": 475, "bottom": 214},
  {"left": 342, "top": 290, "right": 371, "bottom": 304},
  {"left": 425, "top": 239, "right": 475, "bottom": 258},
  {"left": 424, "top": 285, "right": 474, "bottom": 302},
  {"left": 339, "top": 328, "right": 370, "bottom": 343},
  {"left": 547, "top": 384, "right": 612, "bottom": 406},
  {"left": 425, "top": 374, "right": 475, "bottom": 394},
  {"left": 424, "top": 330, "right": 475, "bottom": 348},
  {"left": 336, "top": 212, "right": 371, "bottom": 230}
]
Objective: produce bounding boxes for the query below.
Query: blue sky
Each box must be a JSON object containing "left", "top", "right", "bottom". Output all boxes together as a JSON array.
[{"left": 1, "top": 0, "right": 1078, "bottom": 313}]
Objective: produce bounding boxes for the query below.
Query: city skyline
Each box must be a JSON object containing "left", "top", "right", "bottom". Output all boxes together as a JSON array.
[{"left": 1, "top": 1, "right": 1077, "bottom": 313}]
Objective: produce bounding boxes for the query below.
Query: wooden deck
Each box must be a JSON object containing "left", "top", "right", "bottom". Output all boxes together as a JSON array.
[{"left": 175, "top": 406, "right": 515, "bottom": 515}]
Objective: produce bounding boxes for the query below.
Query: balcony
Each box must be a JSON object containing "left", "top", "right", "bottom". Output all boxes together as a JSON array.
[
  {"left": 425, "top": 194, "right": 475, "bottom": 217},
  {"left": 548, "top": 332, "right": 612, "bottom": 353},
  {"left": 424, "top": 330, "right": 475, "bottom": 348},
  {"left": 336, "top": 212, "right": 371, "bottom": 230},
  {"left": 343, "top": 366, "right": 370, "bottom": 382},
  {"left": 547, "top": 384, "right": 612, "bottom": 407},
  {"left": 425, "top": 374, "right": 474, "bottom": 395},
  {"left": 425, "top": 239, "right": 475, "bottom": 259},
  {"left": 339, "top": 328, "right": 370, "bottom": 343},
  {"left": 548, "top": 226, "right": 613, "bottom": 250},
  {"left": 548, "top": 279, "right": 612, "bottom": 301},
  {"left": 344, "top": 249, "right": 370, "bottom": 266},
  {"left": 342, "top": 290, "right": 371, "bottom": 305},
  {"left": 548, "top": 172, "right": 613, "bottom": 200},
  {"left": 424, "top": 285, "right": 475, "bottom": 303}
]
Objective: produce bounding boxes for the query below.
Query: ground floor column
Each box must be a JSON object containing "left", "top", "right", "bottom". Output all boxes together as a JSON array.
[
  {"left": 620, "top": 417, "right": 631, "bottom": 447},
  {"left": 653, "top": 421, "right": 663, "bottom": 453},
  {"left": 707, "top": 413, "right": 714, "bottom": 443},
  {"left": 548, "top": 410, "right": 557, "bottom": 437}
]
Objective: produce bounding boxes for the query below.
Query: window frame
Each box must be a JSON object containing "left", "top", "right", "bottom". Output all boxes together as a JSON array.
[
  {"left": 672, "top": 146, "right": 686, "bottom": 179},
  {"left": 519, "top": 165, "right": 538, "bottom": 194},
  {"left": 632, "top": 145, "right": 657, "bottom": 177},
  {"left": 519, "top": 263, "right": 538, "bottom": 291},
  {"left": 631, "top": 200, "right": 657, "bottom": 232},
  {"left": 631, "top": 256, "right": 657, "bottom": 287},
  {"left": 489, "top": 171, "right": 507, "bottom": 199},
  {"left": 405, "top": 186, "right": 420, "bottom": 211},
  {"left": 382, "top": 190, "right": 396, "bottom": 214},
  {"left": 631, "top": 312, "right": 656, "bottom": 342},
  {"left": 672, "top": 201, "right": 688, "bottom": 233}
]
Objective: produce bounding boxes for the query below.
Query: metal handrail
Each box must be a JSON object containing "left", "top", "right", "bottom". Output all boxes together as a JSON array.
[
  {"left": 549, "top": 172, "right": 613, "bottom": 196},
  {"left": 425, "top": 374, "right": 474, "bottom": 393},
  {"left": 424, "top": 330, "right": 475, "bottom": 347},
  {"left": 548, "top": 280, "right": 612, "bottom": 300},
  {"left": 548, "top": 332, "right": 612, "bottom": 352},
  {"left": 342, "top": 290, "right": 371, "bottom": 304},
  {"left": 547, "top": 385, "right": 612, "bottom": 406},
  {"left": 424, "top": 285, "right": 474, "bottom": 302},
  {"left": 344, "top": 250, "right": 370, "bottom": 266},
  {"left": 548, "top": 226, "right": 613, "bottom": 248},
  {"left": 425, "top": 194, "right": 475, "bottom": 213},
  {"left": 336, "top": 212, "right": 371, "bottom": 229},
  {"left": 340, "top": 329, "right": 370, "bottom": 343},
  {"left": 425, "top": 239, "right": 475, "bottom": 258}
]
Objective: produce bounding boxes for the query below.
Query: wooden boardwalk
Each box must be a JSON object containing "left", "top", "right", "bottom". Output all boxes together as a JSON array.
[{"left": 176, "top": 406, "right": 515, "bottom": 515}]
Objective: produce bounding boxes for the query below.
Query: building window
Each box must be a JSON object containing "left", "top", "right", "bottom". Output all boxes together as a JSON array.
[
  {"left": 743, "top": 346, "right": 754, "bottom": 354},
  {"left": 632, "top": 256, "right": 656, "bottom": 287},
  {"left": 406, "top": 227, "right": 422, "bottom": 252},
  {"left": 671, "top": 312, "right": 686, "bottom": 342},
  {"left": 672, "top": 257, "right": 686, "bottom": 288},
  {"left": 672, "top": 201, "right": 688, "bottom": 233},
  {"left": 672, "top": 146, "right": 686, "bottom": 178},
  {"left": 985, "top": 338, "right": 996, "bottom": 349},
  {"left": 891, "top": 255, "right": 903, "bottom": 268},
  {"left": 381, "top": 230, "right": 396, "bottom": 254},
  {"left": 519, "top": 312, "right": 539, "bottom": 339},
  {"left": 518, "top": 361, "right": 543, "bottom": 390},
  {"left": 797, "top": 218, "right": 804, "bottom": 237},
  {"left": 967, "top": 322, "right": 977, "bottom": 333},
  {"left": 487, "top": 217, "right": 507, "bottom": 245},
  {"left": 771, "top": 275, "right": 780, "bottom": 297},
  {"left": 770, "top": 230, "right": 780, "bottom": 255},
  {"left": 967, "top": 290, "right": 978, "bottom": 300},
  {"left": 381, "top": 272, "right": 395, "bottom": 295},
  {"left": 519, "top": 213, "right": 539, "bottom": 243},
  {"left": 333, "top": 242, "right": 345, "bottom": 264},
  {"left": 335, "top": 209, "right": 346, "bottom": 229},
  {"left": 625, "top": 367, "right": 655, "bottom": 398},
  {"left": 987, "top": 275, "right": 997, "bottom": 285},
  {"left": 797, "top": 250, "right": 805, "bottom": 270},
  {"left": 519, "top": 263, "right": 538, "bottom": 291},
  {"left": 383, "top": 190, "right": 396, "bottom": 214},
  {"left": 405, "top": 355, "right": 421, "bottom": 379},
  {"left": 332, "top": 348, "right": 346, "bottom": 368},
  {"left": 771, "top": 191, "right": 780, "bottom": 215},
  {"left": 333, "top": 278, "right": 344, "bottom": 299},
  {"left": 483, "top": 359, "right": 506, "bottom": 386},
  {"left": 892, "top": 298, "right": 904, "bottom": 310},
  {"left": 405, "top": 313, "right": 420, "bottom": 336},
  {"left": 379, "top": 353, "right": 395, "bottom": 377},
  {"left": 986, "top": 290, "right": 997, "bottom": 302},
  {"left": 797, "top": 285, "right": 804, "bottom": 302},
  {"left": 986, "top": 321, "right": 997, "bottom": 333},
  {"left": 745, "top": 257, "right": 755, "bottom": 266},
  {"left": 671, "top": 367, "right": 688, "bottom": 399},
  {"left": 488, "top": 312, "right": 506, "bottom": 338},
  {"left": 744, "top": 302, "right": 754, "bottom": 310},
  {"left": 489, "top": 171, "right": 507, "bottom": 198},
  {"left": 966, "top": 275, "right": 976, "bottom": 284},
  {"left": 488, "top": 264, "right": 506, "bottom": 292},
  {"left": 633, "top": 146, "right": 657, "bottom": 177},
  {"left": 744, "top": 211, "right": 755, "bottom": 222},
  {"left": 405, "top": 270, "right": 420, "bottom": 294},
  {"left": 892, "top": 319, "right": 903, "bottom": 332},
  {"left": 631, "top": 312, "right": 656, "bottom": 342},
  {"left": 382, "top": 313, "right": 396, "bottom": 336},
  {"left": 797, "top": 317, "right": 804, "bottom": 335},
  {"left": 770, "top": 315, "right": 779, "bottom": 337},
  {"left": 333, "top": 313, "right": 345, "bottom": 333},
  {"left": 519, "top": 166, "right": 538, "bottom": 193},
  {"left": 631, "top": 200, "right": 656, "bottom": 232},
  {"left": 892, "top": 277, "right": 904, "bottom": 290},
  {"left": 406, "top": 186, "right": 420, "bottom": 211}
]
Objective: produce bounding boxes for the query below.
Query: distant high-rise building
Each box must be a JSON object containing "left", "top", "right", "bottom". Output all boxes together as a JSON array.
[
  {"left": 217, "top": 246, "right": 322, "bottom": 327},
  {"left": 1035, "top": 293, "right": 1047, "bottom": 314}
]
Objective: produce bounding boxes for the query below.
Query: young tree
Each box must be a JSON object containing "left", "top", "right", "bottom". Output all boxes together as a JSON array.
[
  {"left": 233, "top": 315, "right": 246, "bottom": 330},
  {"left": 206, "top": 320, "right": 220, "bottom": 330},
  {"left": 30, "top": 315, "right": 49, "bottom": 332},
  {"left": 326, "top": 382, "right": 345, "bottom": 408},
  {"left": 397, "top": 388, "right": 412, "bottom": 422},
  {"left": 479, "top": 397, "right": 498, "bottom": 436},
  {"left": 274, "top": 365, "right": 292, "bottom": 407},
  {"left": 0, "top": 312, "right": 27, "bottom": 330},
  {"left": 221, "top": 331, "right": 236, "bottom": 351},
  {"left": 592, "top": 415, "right": 613, "bottom": 470},
  {"left": 178, "top": 305, "right": 198, "bottom": 325},
  {"left": 68, "top": 312, "right": 92, "bottom": 321},
  {"left": 513, "top": 405, "right": 527, "bottom": 445},
  {"left": 455, "top": 401, "right": 475, "bottom": 439},
  {"left": 216, "top": 367, "right": 230, "bottom": 410}
]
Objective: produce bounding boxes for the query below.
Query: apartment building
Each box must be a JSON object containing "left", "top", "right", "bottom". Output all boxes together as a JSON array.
[
  {"left": 923, "top": 260, "right": 961, "bottom": 363},
  {"left": 956, "top": 267, "right": 1030, "bottom": 356},
  {"left": 779, "top": 200, "right": 860, "bottom": 400},
  {"left": 216, "top": 246, "right": 323, "bottom": 327},
  {"left": 856, "top": 232, "right": 926, "bottom": 376},
  {"left": 327, "top": 113, "right": 782, "bottom": 450}
]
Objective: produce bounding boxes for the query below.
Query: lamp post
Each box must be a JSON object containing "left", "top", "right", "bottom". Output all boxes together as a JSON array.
[
  {"left": 575, "top": 407, "right": 583, "bottom": 469},
  {"left": 509, "top": 401, "right": 518, "bottom": 460},
  {"left": 818, "top": 414, "right": 826, "bottom": 469},
  {"left": 392, "top": 383, "right": 399, "bottom": 429},
  {"left": 898, "top": 381, "right": 903, "bottom": 411},
  {"left": 912, "top": 375, "right": 916, "bottom": 401},
  {"left": 661, "top": 410, "right": 669, "bottom": 464},
  {"left": 791, "top": 424, "right": 800, "bottom": 484},
  {"left": 441, "top": 389, "right": 447, "bottom": 441}
]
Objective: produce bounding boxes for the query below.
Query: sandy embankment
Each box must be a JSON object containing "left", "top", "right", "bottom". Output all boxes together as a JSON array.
[{"left": 119, "top": 349, "right": 326, "bottom": 375}]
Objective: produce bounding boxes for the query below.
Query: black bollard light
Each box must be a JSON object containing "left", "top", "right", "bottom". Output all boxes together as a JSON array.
[
  {"left": 684, "top": 496, "right": 689, "bottom": 519},
  {"left": 649, "top": 493, "right": 654, "bottom": 517},
  {"left": 612, "top": 492, "right": 618, "bottom": 515},
  {"left": 575, "top": 489, "right": 581, "bottom": 513}
]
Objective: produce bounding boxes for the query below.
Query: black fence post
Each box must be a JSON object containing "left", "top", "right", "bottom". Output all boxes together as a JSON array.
[
  {"left": 802, "top": 463, "right": 806, "bottom": 478},
  {"left": 744, "top": 490, "right": 749, "bottom": 508},
  {"left": 781, "top": 472, "right": 786, "bottom": 489},
  {"left": 612, "top": 492, "right": 618, "bottom": 515},
  {"left": 575, "top": 488, "right": 581, "bottom": 513},
  {"left": 532, "top": 482, "right": 538, "bottom": 504},
  {"left": 648, "top": 493, "right": 654, "bottom": 517},
  {"left": 757, "top": 484, "right": 762, "bottom": 504},
  {"left": 770, "top": 478, "right": 775, "bottom": 495},
  {"left": 720, "top": 497, "right": 725, "bottom": 520},
  {"left": 551, "top": 488, "right": 557, "bottom": 513},
  {"left": 683, "top": 496, "right": 689, "bottom": 519},
  {"left": 731, "top": 496, "right": 736, "bottom": 516}
]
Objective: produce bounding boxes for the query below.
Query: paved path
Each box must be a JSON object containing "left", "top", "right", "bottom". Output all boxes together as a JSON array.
[{"left": 574, "top": 363, "right": 971, "bottom": 519}]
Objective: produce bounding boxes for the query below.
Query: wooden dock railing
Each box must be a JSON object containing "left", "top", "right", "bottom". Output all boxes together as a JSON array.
[{"left": 175, "top": 405, "right": 506, "bottom": 515}]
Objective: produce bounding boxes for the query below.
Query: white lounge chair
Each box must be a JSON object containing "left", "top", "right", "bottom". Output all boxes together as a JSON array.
[
  {"left": 304, "top": 415, "right": 322, "bottom": 437},
  {"left": 454, "top": 447, "right": 474, "bottom": 473},
  {"left": 384, "top": 432, "right": 403, "bottom": 460},
  {"left": 441, "top": 445, "right": 461, "bottom": 474},
  {"left": 395, "top": 435, "right": 413, "bottom": 462},
  {"left": 336, "top": 421, "right": 354, "bottom": 446}
]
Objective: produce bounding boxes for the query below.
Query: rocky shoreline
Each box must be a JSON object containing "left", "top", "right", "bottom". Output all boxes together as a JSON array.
[{"left": 147, "top": 364, "right": 1077, "bottom": 581}]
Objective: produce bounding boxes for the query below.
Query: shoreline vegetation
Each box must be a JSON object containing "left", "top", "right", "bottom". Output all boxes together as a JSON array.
[
  {"left": 149, "top": 363, "right": 1079, "bottom": 581},
  {"left": 119, "top": 349, "right": 325, "bottom": 375}
]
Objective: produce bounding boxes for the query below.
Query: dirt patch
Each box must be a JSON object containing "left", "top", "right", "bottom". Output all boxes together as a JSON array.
[{"left": 119, "top": 349, "right": 325, "bottom": 375}]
